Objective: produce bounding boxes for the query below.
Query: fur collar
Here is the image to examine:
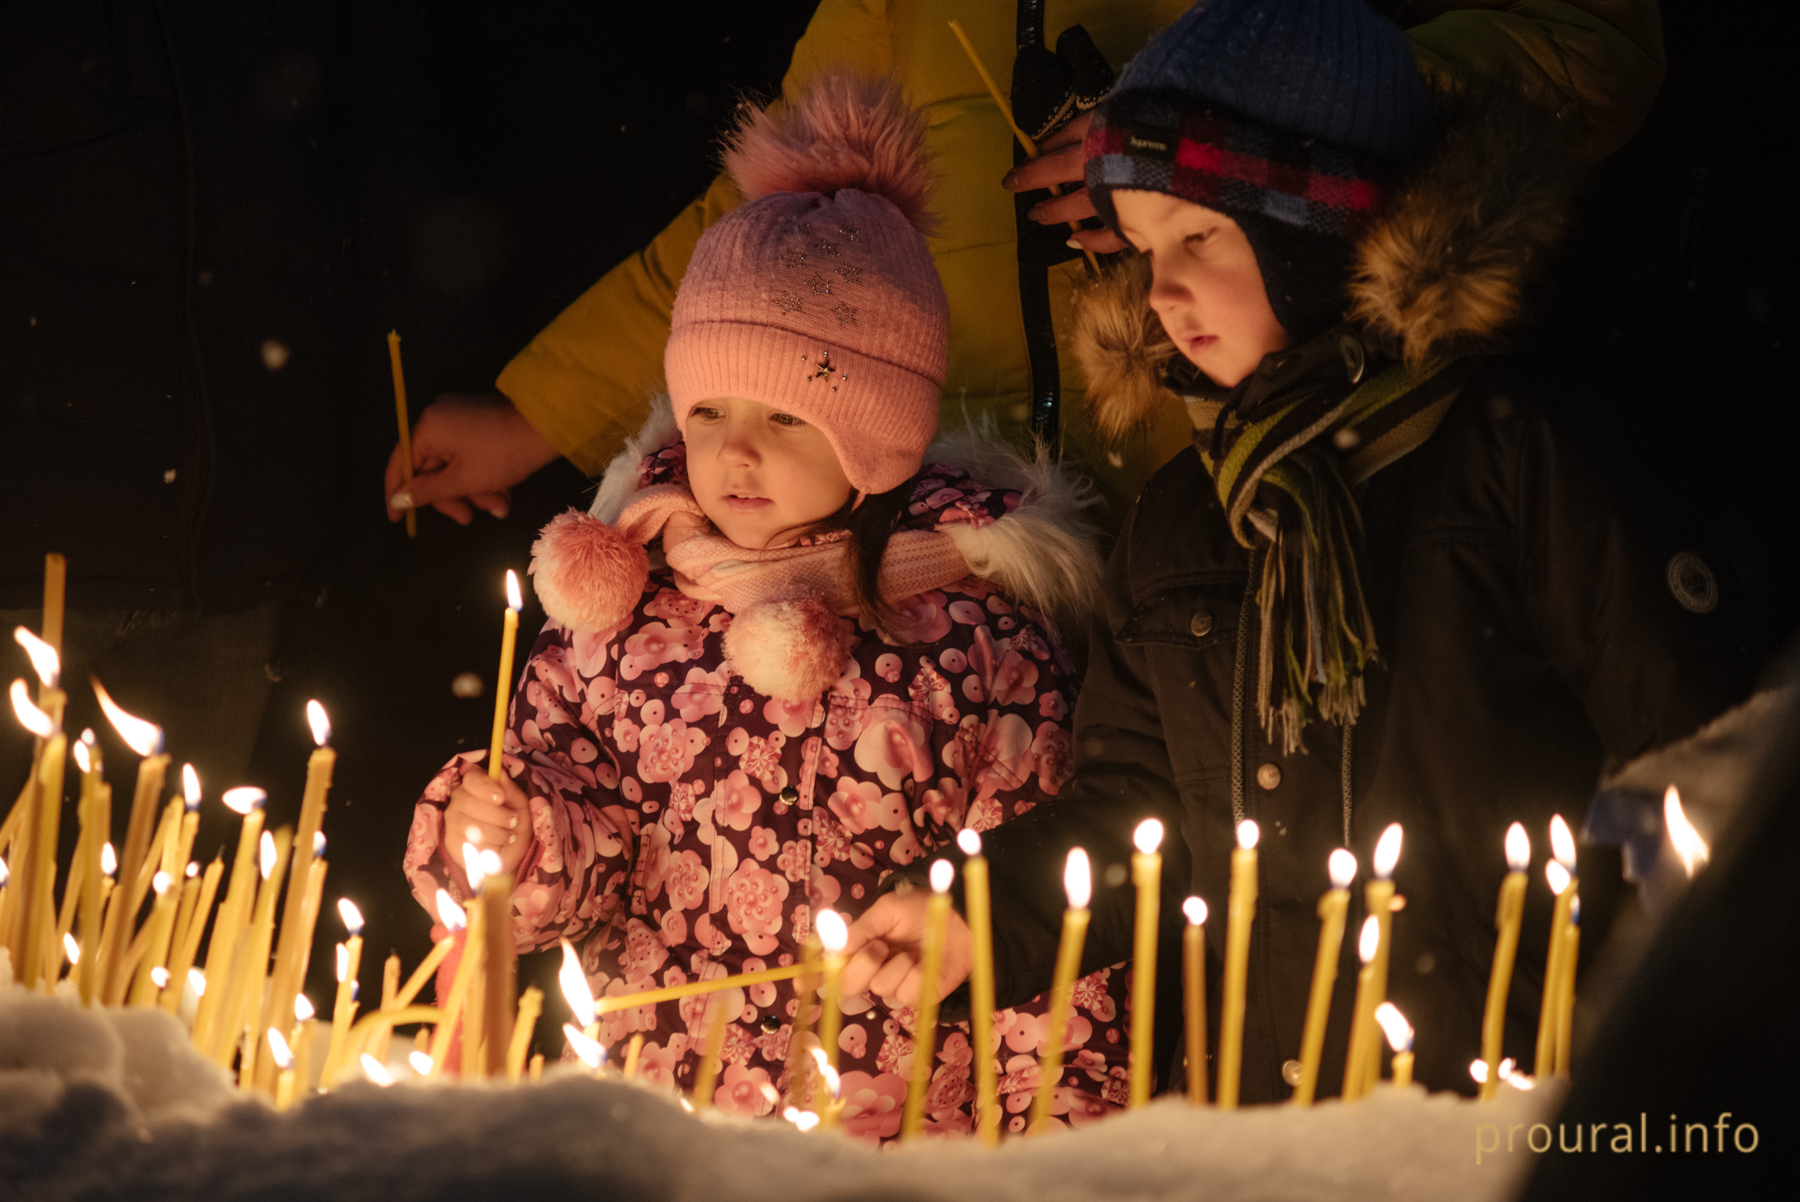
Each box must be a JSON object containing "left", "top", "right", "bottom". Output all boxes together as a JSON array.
[{"left": 1074, "top": 78, "right": 1581, "bottom": 441}]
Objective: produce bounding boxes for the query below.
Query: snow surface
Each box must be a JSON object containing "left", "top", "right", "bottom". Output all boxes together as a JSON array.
[{"left": 1, "top": 978, "right": 1555, "bottom": 1202}]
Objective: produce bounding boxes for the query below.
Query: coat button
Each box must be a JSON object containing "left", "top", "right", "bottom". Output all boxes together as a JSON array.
[
  {"left": 1282, "top": 1058, "right": 1304, "bottom": 1087},
  {"left": 760, "top": 1014, "right": 782, "bottom": 1034},
  {"left": 1189, "top": 611, "right": 1213, "bottom": 637},
  {"left": 779, "top": 786, "right": 799, "bottom": 804},
  {"left": 1256, "top": 762, "right": 1282, "bottom": 791}
]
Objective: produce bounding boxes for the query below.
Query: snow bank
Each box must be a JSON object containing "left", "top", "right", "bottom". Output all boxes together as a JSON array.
[{"left": 2, "top": 978, "right": 1554, "bottom": 1202}]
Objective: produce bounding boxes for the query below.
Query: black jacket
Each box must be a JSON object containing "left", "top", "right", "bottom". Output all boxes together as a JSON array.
[{"left": 1, "top": 0, "right": 483, "bottom": 612}]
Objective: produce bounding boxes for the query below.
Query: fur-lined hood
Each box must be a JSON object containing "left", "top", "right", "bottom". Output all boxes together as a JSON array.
[
  {"left": 1074, "top": 79, "right": 1580, "bottom": 440},
  {"left": 567, "top": 396, "right": 1106, "bottom": 627}
]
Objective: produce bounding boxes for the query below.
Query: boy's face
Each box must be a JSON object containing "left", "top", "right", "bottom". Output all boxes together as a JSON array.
[
  {"left": 683, "top": 397, "right": 853, "bottom": 549},
  {"left": 1112, "top": 190, "right": 1289, "bottom": 388}
]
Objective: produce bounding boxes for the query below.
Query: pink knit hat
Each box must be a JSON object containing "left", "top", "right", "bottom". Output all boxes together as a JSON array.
[{"left": 664, "top": 76, "right": 948, "bottom": 496}]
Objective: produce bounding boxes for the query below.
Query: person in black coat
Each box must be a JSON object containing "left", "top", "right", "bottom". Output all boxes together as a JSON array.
[
  {"left": 841, "top": 0, "right": 1754, "bottom": 1105},
  {"left": 1, "top": 0, "right": 485, "bottom": 789}
]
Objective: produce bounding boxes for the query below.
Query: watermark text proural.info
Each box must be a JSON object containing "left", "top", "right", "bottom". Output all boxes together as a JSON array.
[{"left": 1476, "top": 1113, "right": 1758, "bottom": 1165}]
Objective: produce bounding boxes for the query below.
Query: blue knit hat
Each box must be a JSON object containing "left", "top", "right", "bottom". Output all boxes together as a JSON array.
[{"left": 1114, "top": 0, "right": 1429, "bottom": 160}]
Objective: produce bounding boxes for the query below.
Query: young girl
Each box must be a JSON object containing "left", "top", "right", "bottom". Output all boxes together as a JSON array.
[
  {"left": 404, "top": 77, "right": 1131, "bottom": 1139},
  {"left": 844, "top": 0, "right": 1748, "bottom": 1101}
]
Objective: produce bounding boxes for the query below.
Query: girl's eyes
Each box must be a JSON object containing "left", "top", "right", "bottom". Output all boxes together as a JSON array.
[
  {"left": 689, "top": 405, "right": 724, "bottom": 422},
  {"left": 1184, "top": 228, "right": 1213, "bottom": 247},
  {"left": 771, "top": 411, "right": 807, "bottom": 428}
]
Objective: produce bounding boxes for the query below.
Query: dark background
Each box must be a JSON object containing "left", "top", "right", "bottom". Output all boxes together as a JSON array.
[{"left": 130, "top": 0, "right": 1800, "bottom": 1056}]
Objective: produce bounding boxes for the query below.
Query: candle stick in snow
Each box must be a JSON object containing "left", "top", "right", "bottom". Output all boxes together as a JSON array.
[
  {"left": 900, "top": 858, "right": 954, "bottom": 1141},
  {"left": 814, "top": 907, "right": 848, "bottom": 1129},
  {"left": 1553, "top": 896, "right": 1580, "bottom": 1076},
  {"left": 128, "top": 870, "right": 179, "bottom": 1005},
  {"left": 387, "top": 330, "right": 417, "bottom": 538},
  {"left": 1129, "top": 819, "right": 1164, "bottom": 1108},
  {"left": 191, "top": 788, "right": 267, "bottom": 1055},
  {"left": 1217, "top": 820, "right": 1259, "bottom": 1110},
  {"left": 1479, "top": 823, "right": 1530, "bottom": 1100},
  {"left": 268, "top": 702, "right": 335, "bottom": 1051},
  {"left": 1534, "top": 816, "right": 1577, "bottom": 1077},
  {"left": 23, "top": 725, "right": 67, "bottom": 991},
  {"left": 164, "top": 855, "right": 222, "bottom": 1013},
  {"left": 488, "top": 571, "right": 524, "bottom": 781},
  {"left": 480, "top": 852, "right": 516, "bottom": 1079},
  {"left": 323, "top": 898, "right": 364, "bottom": 1087},
  {"left": 1354, "top": 823, "right": 1403, "bottom": 1096},
  {"left": 957, "top": 827, "right": 999, "bottom": 1145},
  {"left": 1295, "top": 848, "right": 1357, "bottom": 1106},
  {"left": 1342, "top": 916, "right": 1382, "bottom": 1101},
  {"left": 76, "top": 732, "right": 108, "bottom": 1003},
  {"left": 1374, "top": 1002, "right": 1414, "bottom": 1089},
  {"left": 92, "top": 678, "right": 168, "bottom": 1003},
  {"left": 371, "top": 954, "right": 402, "bottom": 1066},
  {"left": 1029, "top": 848, "right": 1091, "bottom": 1135},
  {"left": 220, "top": 826, "right": 292, "bottom": 1070},
  {"left": 1182, "top": 896, "right": 1209, "bottom": 1106},
  {"left": 508, "top": 986, "right": 543, "bottom": 1082},
  {"left": 269, "top": 1028, "right": 298, "bottom": 1112}
]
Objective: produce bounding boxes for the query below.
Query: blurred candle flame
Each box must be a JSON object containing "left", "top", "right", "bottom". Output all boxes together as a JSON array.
[
  {"left": 462, "top": 839, "right": 485, "bottom": 892},
  {"left": 64, "top": 933, "right": 81, "bottom": 964},
  {"left": 336, "top": 943, "right": 350, "bottom": 983},
  {"left": 182, "top": 764, "right": 201, "bottom": 810},
  {"left": 1237, "top": 819, "right": 1260, "bottom": 852},
  {"left": 360, "top": 1053, "right": 395, "bottom": 1085},
  {"left": 1546, "top": 859, "right": 1571, "bottom": 896},
  {"left": 306, "top": 699, "right": 331, "bottom": 748},
  {"left": 153, "top": 871, "right": 172, "bottom": 896},
  {"left": 563, "top": 1022, "right": 603, "bottom": 1069},
  {"left": 188, "top": 968, "right": 206, "bottom": 997},
  {"left": 929, "top": 859, "right": 953, "bottom": 893},
  {"left": 1373, "top": 823, "right": 1403, "bottom": 879},
  {"left": 314, "top": 832, "right": 327, "bottom": 858},
  {"left": 73, "top": 740, "right": 91, "bottom": 774},
  {"left": 783, "top": 1106, "right": 821, "bottom": 1132},
  {"left": 1663, "top": 786, "right": 1709, "bottom": 877},
  {"left": 338, "top": 898, "right": 364, "bottom": 935},
  {"left": 101, "top": 843, "right": 117, "bottom": 876},
  {"left": 1063, "top": 847, "right": 1091, "bottom": 909},
  {"left": 10, "top": 679, "right": 54, "bottom": 737},
  {"left": 268, "top": 1028, "right": 294, "bottom": 1070},
  {"left": 151, "top": 966, "right": 169, "bottom": 988},
  {"left": 409, "top": 1050, "right": 433, "bottom": 1076},
  {"left": 1549, "top": 814, "right": 1576, "bottom": 870},
  {"left": 1182, "top": 896, "right": 1208, "bottom": 926},
  {"left": 1328, "top": 848, "right": 1357, "bottom": 890},
  {"left": 435, "top": 889, "right": 466, "bottom": 932},
  {"left": 93, "top": 677, "right": 162, "bottom": 755},
  {"left": 259, "top": 832, "right": 276, "bottom": 879},
  {"left": 1505, "top": 822, "right": 1530, "bottom": 872},
  {"left": 559, "top": 938, "right": 597, "bottom": 1028},
  {"left": 1470, "top": 1059, "right": 1489, "bottom": 1084},
  {"left": 1358, "top": 915, "right": 1380, "bottom": 963},
  {"left": 505, "top": 570, "right": 523, "bottom": 612},
  {"left": 1134, "top": 818, "right": 1164, "bottom": 855},
  {"left": 815, "top": 908, "right": 847, "bottom": 954},
  {"left": 295, "top": 994, "right": 314, "bottom": 1022},
  {"left": 222, "top": 787, "right": 267, "bottom": 815},
  {"left": 13, "top": 627, "right": 59, "bottom": 688},
  {"left": 956, "top": 828, "right": 981, "bottom": 857},
  {"left": 1374, "top": 1001, "right": 1413, "bottom": 1052},
  {"left": 187, "top": 861, "right": 200, "bottom": 878}
]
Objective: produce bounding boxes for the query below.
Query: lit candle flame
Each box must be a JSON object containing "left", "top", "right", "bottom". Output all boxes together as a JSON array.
[
  {"left": 1236, "top": 819, "right": 1260, "bottom": 851},
  {"left": 1373, "top": 823, "right": 1403, "bottom": 879},
  {"left": 188, "top": 968, "right": 207, "bottom": 997},
  {"left": 956, "top": 828, "right": 981, "bottom": 857},
  {"left": 479, "top": 848, "right": 502, "bottom": 879},
  {"left": 314, "top": 832, "right": 327, "bottom": 858},
  {"left": 1469, "top": 1059, "right": 1489, "bottom": 1084},
  {"left": 182, "top": 763, "right": 201, "bottom": 810},
  {"left": 1506, "top": 1069, "right": 1536, "bottom": 1091},
  {"left": 10, "top": 679, "right": 54, "bottom": 737},
  {"left": 64, "top": 933, "right": 81, "bottom": 964},
  {"left": 1505, "top": 822, "right": 1530, "bottom": 872},
  {"left": 1498, "top": 1057, "right": 1516, "bottom": 1080},
  {"left": 361, "top": 1053, "right": 395, "bottom": 1085},
  {"left": 409, "top": 1050, "right": 434, "bottom": 1076},
  {"left": 505, "top": 569, "right": 523, "bottom": 612},
  {"left": 92, "top": 677, "right": 162, "bottom": 755},
  {"left": 1663, "top": 786, "right": 1709, "bottom": 877},
  {"left": 1358, "top": 915, "right": 1380, "bottom": 963},
  {"left": 1182, "top": 896, "right": 1208, "bottom": 926},
  {"left": 1545, "top": 859, "right": 1571, "bottom": 896},
  {"left": 563, "top": 1022, "right": 604, "bottom": 1069},
  {"left": 151, "top": 966, "right": 169, "bottom": 989},
  {"left": 1569, "top": 895, "right": 1581, "bottom": 925},
  {"left": 153, "top": 870, "right": 172, "bottom": 896},
  {"left": 1328, "top": 848, "right": 1358, "bottom": 890},
  {"left": 187, "top": 860, "right": 199, "bottom": 878},
  {"left": 783, "top": 1106, "right": 821, "bottom": 1132},
  {"left": 260, "top": 831, "right": 276, "bottom": 879},
  {"left": 1374, "top": 1001, "right": 1413, "bottom": 1053},
  {"left": 13, "top": 627, "right": 59, "bottom": 688},
  {"left": 295, "top": 994, "right": 315, "bottom": 1022},
  {"left": 435, "top": 889, "right": 467, "bottom": 932},
  {"left": 338, "top": 898, "right": 364, "bottom": 935},
  {"left": 222, "top": 787, "right": 267, "bottom": 815},
  {"left": 929, "top": 858, "right": 953, "bottom": 893},
  {"left": 1549, "top": 814, "right": 1576, "bottom": 870},
  {"left": 815, "top": 908, "right": 847, "bottom": 954},
  {"left": 809, "top": 1047, "right": 842, "bottom": 1097},
  {"left": 306, "top": 699, "right": 331, "bottom": 748},
  {"left": 73, "top": 740, "right": 91, "bottom": 774},
  {"left": 101, "top": 843, "right": 117, "bottom": 877},
  {"left": 758, "top": 1081, "right": 781, "bottom": 1106},
  {"left": 0, "top": 857, "right": 8, "bottom": 887},
  {"left": 1063, "top": 847, "right": 1091, "bottom": 909},
  {"left": 463, "top": 840, "right": 485, "bottom": 892},
  {"left": 268, "top": 1028, "right": 294, "bottom": 1070},
  {"left": 559, "top": 938, "right": 597, "bottom": 1028},
  {"left": 1134, "top": 818, "right": 1165, "bottom": 855},
  {"left": 336, "top": 943, "right": 351, "bottom": 983}
]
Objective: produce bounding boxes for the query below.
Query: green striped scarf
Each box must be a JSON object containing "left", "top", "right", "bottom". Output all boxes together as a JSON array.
[{"left": 1192, "top": 350, "right": 1476, "bottom": 754}]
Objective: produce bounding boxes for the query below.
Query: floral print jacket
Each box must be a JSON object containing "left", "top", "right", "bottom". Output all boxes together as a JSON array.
[{"left": 405, "top": 460, "right": 1131, "bottom": 1142}]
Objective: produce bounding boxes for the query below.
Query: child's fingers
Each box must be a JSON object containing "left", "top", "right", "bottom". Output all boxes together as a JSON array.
[
  {"left": 449, "top": 791, "right": 520, "bottom": 834},
  {"left": 865, "top": 949, "right": 921, "bottom": 1005},
  {"left": 454, "top": 817, "right": 517, "bottom": 849}
]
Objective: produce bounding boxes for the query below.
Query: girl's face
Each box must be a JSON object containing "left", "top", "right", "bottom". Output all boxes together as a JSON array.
[
  {"left": 1112, "top": 190, "right": 1289, "bottom": 388},
  {"left": 683, "top": 397, "right": 853, "bottom": 549}
]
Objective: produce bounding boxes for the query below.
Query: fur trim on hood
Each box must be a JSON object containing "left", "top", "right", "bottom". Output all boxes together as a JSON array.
[
  {"left": 1074, "top": 78, "right": 1581, "bottom": 442},
  {"left": 534, "top": 396, "right": 1105, "bottom": 633}
]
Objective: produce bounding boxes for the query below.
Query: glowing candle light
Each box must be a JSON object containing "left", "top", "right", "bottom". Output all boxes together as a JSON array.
[
  {"left": 814, "top": 907, "right": 848, "bottom": 1129},
  {"left": 13, "top": 626, "right": 60, "bottom": 689},
  {"left": 429, "top": 869, "right": 486, "bottom": 1078},
  {"left": 360, "top": 1053, "right": 396, "bottom": 1086},
  {"left": 900, "top": 858, "right": 955, "bottom": 1141},
  {"left": 1534, "top": 816, "right": 1577, "bottom": 1078},
  {"left": 1029, "top": 848, "right": 1091, "bottom": 1135},
  {"left": 1479, "top": 823, "right": 1530, "bottom": 1101},
  {"left": 1375, "top": 1002, "right": 1414, "bottom": 1089},
  {"left": 128, "top": 869, "right": 179, "bottom": 1005},
  {"left": 1294, "top": 848, "right": 1357, "bottom": 1106},
  {"left": 212, "top": 825, "right": 291, "bottom": 1070},
  {"left": 1554, "top": 896, "right": 1580, "bottom": 1076},
  {"left": 559, "top": 937, "right": 597, "bottom": 1028},
  {"left": 22, "top": 725, "right": 67, "bottom": 990},
  {"left": 564, "top": 1021, "right": 604, "bottom": 1071},
  {"left": 388, "top": 892, "right": 462, "bottom": 1017},
  {"left": 1217, "top": 820, "right": 1260, "bottom": 1110},
  {"left": 410, "top": 1050, "right": 434, "bottom": 1077},
  {"left": 1663, "top": 786, "right": 1709, "bottom": 877},
  {"left": 488, "top": 571, "right": 524, "bottom": 782},
  {"left": 387, "top": 329, "right": 418, "bottom": 538},
  {"left": 163, "top": 855, "right": 222, "bottom": 1014},
  {"left": 1182, "top": 896, "right": 1209, "bottom": 1106},
  {"left": 1128, "top": 819, "right": 1164, "bottom": 1108},
  {"left": 322, "top": 899, "right": 365, "bottom": 1088},
  {"left": 956, "top": 828, "right": 999, "bottom": 1145},
  {"left": 63, "top": 931, "right": 80, "bottom": 965},
  {"left": 191, "top": 788, "right": 266, "bottom": 1056},
  {"left": 1342, "top": 916, "right": 1382, "bottom": 1101},
  {"left": 478, "top": 846, "right": 516, "bottom": 1079},
  {"left": 269, "top": 1028, "right": 298, "bottom": 1111},
  {"left": 1351, "top": 823, "right": 1403, "bottom": 1096},
  {"left": 75, "top": 730, "right": 108, "bottom": 1003},
  {"left": 92, "top": 677, "right": 167, "bottom": 1004},
  {"left": 267, "top": 702, "right": 337, "bottom": 1067}
]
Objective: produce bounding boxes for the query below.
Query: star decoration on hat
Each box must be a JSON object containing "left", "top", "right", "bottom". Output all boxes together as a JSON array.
[
  {"left": 816, "top": 240, "right": 840, "bottom": 257},
  {"left": 835, "top": 225, "right": 860, "bottom": 243},
  {"left": 780, "top": 247, "right": 807, "bottom": 269},
  {"left": 772, "top": 291, "right": 803, "bottom": 314},
  {"left": 833, "top": 263, "right": 862, "bottom": 285},
  {"left": 809, "top": 350, "right": 835, "bottom": 381},
  {"left": 806, "top": 272, "right": 833, "bottom": 296}
]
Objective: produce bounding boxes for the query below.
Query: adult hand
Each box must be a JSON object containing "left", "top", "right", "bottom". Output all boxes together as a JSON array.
[
  {"left": 442, "top": 764, "right": 532, "bottom": 878},
  {"left": 1001, "top": 112, "right": 1127, "bottom": 255},
  {"left": 841, "top": 890, "right": 973, "bottom": 1007},
  {"left": 385, "top": 392, "right": 561, "bottom": 526}
]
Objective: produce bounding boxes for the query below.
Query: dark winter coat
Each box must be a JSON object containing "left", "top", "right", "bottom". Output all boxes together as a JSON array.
[
  {"left": 0, "top": 0, "right": 479, "bottom": 612},
  {"left": 977, "top": 85, "right": 1755, "bottom": 1102}
]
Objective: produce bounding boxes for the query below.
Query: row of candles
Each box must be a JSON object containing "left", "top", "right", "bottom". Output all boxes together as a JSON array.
[{"left": 3, "top": 551, "right": 1715, "bottom": 1135}]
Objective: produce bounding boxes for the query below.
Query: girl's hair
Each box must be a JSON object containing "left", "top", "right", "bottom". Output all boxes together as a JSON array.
[{"left": 819, "top": 472, "right": 922, "bottom": 636}]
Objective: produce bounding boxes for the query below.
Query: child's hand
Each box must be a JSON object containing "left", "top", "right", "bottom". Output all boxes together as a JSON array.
[
  {"left": 443, "top": 764, "right": 532, "bottom": 879},
  {"left": 1000, "top": 113, "right": 1127, "bottom": 255},
  {"left": 841, "top": 891, "right": 973, "bottom": 1007}
]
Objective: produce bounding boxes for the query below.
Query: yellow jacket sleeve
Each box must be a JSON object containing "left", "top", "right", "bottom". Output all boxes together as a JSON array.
[{"left": 1405, "top": 0, "right": 1665, "bottom": 162}]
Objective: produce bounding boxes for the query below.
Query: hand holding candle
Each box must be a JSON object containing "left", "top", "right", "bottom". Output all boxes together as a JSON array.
[
  {"left": 1217, "top": 820, "right": 1259, "bottom": 1110},
  {"left": 1129, "top": 819, "right": 1164, "bottom": 1108},
  {"left": 900, "top": 859, "right": 954, "bottom": 1141},
  {"left": 1479, "top": 823, "right": 1530, "bottom": 1100},
  {"left": 388, "top": 330, "right": 417, "bottom": 538},
  {"left": 1182, "top": 897, "right": 1209, "bottom": 1106},
  {"left": 1029, "top": 848, "right": 1090, "bottom": 1136},
  {"left": 956, "top": 828, "right": 999, "bottom": 1145},
  {"left": 1294, "top": 849, "right": 1357, "bottom": 1106}
]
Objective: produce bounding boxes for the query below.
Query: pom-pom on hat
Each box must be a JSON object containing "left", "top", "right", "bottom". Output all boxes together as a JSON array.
[{"left": 664, "top": 76, "right": 949, "bottom": 496}]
